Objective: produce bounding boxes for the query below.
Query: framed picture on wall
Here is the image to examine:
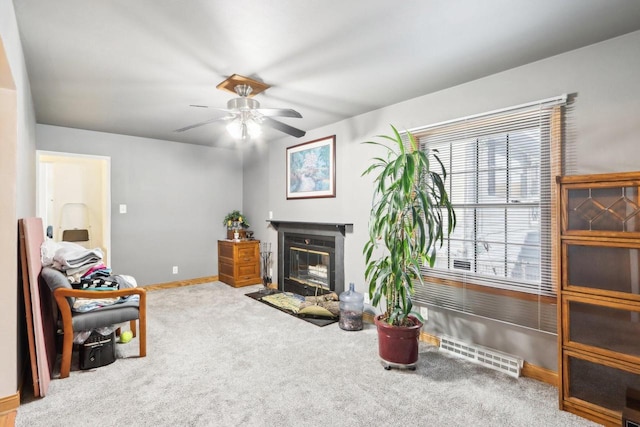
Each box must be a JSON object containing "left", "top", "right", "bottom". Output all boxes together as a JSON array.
[{"left": 286, "top": 135, "right": 336, "bottom": 199}]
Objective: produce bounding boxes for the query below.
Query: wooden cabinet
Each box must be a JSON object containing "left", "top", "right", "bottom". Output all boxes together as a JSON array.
[
  {"left": 218, "top": 239, "right": 261, "bottom": 287},
  {"left": 558, "top": 172, "right": 640, "bottom": 426}
]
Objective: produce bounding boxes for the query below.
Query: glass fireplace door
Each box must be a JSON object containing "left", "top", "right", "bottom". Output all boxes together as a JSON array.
[{"left": 289, "top": 247, "right": 331, "bottom": 292}]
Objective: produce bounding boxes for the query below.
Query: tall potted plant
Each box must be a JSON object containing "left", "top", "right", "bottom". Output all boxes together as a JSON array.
[{"left": 362, "top": 125, "right": 455, "bottom": 369}]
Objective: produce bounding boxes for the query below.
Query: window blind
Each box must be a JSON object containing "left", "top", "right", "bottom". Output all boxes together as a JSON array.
[{"left": 409, "top": 95, "right": 566, "bottom": 333}]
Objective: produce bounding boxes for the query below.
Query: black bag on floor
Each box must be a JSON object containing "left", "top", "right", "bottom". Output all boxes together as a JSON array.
[{"left": 79, "top": 330, "right": 116, "bottom": 370}]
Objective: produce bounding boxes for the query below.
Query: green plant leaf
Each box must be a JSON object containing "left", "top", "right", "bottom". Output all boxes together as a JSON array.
[{"left": 362, "top": 125, "right": 456, "bottom": 326}]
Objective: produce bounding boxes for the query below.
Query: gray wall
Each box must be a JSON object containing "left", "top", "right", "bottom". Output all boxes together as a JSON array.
[
  {"left": 0, "top": 0, "right": 37, "bottom": 399},
  {"left": 242, "top": 142, "right": 272, "bottom": 238},
  {"left": 245, "top": 30, "right": 640, "bottom": 371},
  {"left": 36, "top": 125, "right": 244, "bottom": 285}
]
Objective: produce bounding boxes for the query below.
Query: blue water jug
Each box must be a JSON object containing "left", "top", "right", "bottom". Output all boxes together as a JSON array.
[{"left": 339, "top": 282, "right": 364, "bottom": 331}]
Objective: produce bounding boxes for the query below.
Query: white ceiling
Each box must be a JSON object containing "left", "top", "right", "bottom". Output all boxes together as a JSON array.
[{"left": 13, "top": 0, "right": 640, "bottom": 148}]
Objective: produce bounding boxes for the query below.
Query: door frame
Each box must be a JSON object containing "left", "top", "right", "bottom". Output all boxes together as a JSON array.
[
  {"left": 0, "top": 34, "right": 19, "bottom": 401},
  {"left": 35, "top": 150, "right": 111, "bottom": 265}
]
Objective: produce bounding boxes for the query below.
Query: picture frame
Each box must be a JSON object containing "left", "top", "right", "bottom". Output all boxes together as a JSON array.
[{"left": 286, "top": 135, "right": 336, "bottom": 199}]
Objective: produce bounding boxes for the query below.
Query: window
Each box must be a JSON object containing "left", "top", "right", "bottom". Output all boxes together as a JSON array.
[{"left": 410, "top": 96, "right": 566, "bottom": 333}]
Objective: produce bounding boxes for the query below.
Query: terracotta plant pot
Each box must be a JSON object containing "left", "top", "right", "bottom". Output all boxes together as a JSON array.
[{"left": 374, "top": 314, "right": 423, "bottom": 369}]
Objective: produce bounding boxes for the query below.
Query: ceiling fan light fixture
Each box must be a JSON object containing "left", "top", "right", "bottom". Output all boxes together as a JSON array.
[
  {"left": 227, "top": 96, "right": 260, "bottom": 110},
  {"left": 226, "top": 117, "right": 262, "bottom": 140},
  {"left": 246, "top": 118, "right": 262, "bottom": 137},
  {"left": 176, "top": 74, "right": 305, "bottom": 138}
]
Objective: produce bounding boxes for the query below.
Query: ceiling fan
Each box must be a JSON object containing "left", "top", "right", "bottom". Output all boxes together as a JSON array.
[{"left": 175, "top": 74, "right": 306, "bottom": 140}]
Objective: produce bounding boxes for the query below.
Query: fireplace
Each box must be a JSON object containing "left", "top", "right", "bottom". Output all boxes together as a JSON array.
[
  {"left": 269, "top": 221, "right": 351, "bottom": 296},
  {"left": 285, "top": 234, "right": 334, "bottom": 295}
]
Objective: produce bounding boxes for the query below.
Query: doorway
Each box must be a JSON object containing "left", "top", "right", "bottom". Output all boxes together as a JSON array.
[{"left": 36, "top": 151, "right": 111, "bottom": 265}]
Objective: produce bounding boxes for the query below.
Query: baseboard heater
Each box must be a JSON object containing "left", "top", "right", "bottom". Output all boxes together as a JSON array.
[{"left": 439, "top": 335, "right": 523, "bottom": 378}]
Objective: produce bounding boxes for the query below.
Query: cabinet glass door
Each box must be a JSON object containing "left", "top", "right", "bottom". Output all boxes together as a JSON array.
[
  {"left": 565, "top": 242, "right": 640, "bottom": 297},
  {"left": 566, "top": 298, "right": 640, "bottom": 358},
  {"left": 566, "top": 353, "right": 640, "bottom": 414},
  {"left": 566, "top": 185, "right": 640, "bottom": 233}
]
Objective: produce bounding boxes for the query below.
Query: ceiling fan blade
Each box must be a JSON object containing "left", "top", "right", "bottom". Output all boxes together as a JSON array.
[
  {"left": 174, "top": 115, "right": 233, "bottom": 133},
  {"left": 256, "top": 108, "right": 302, "bottom": 118},
  {"left": 262, "top": 117, "right": 306, "bottom": 138},
  {"left": 189, "top": 104, "right": 234, "bottom": 114}
]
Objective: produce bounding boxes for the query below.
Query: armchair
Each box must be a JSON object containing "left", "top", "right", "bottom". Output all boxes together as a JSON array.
[
  {"left": 41, "top": 267, "right": 147, "bottom": 378},
  {"left": 19, "top": 217, "right": 146, "bottom": 381}
]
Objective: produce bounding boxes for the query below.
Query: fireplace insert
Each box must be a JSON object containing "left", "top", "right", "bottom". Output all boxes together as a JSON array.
[
  {"left": 284, "top": 234, "right": 335, "bottom": 296},
  {"left": 270, "top": 220, "right": 349, "bottom": 297}
]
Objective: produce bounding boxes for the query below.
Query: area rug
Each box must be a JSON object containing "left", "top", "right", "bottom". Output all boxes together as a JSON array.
[{"left": 245, "top": 290, "right": 339, "bottom": 327}]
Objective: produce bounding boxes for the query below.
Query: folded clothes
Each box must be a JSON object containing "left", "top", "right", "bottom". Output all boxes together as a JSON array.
[
  {"left": 66, "top": 263, "right": 100, "bottom": 282},
  {"left": 41, "top": 240, "right": 72, "bottom": 266},
  {"left": 53, "top": 247, "right": 103, "bottom": 270},
  {"left": 67, "top": 264, "right": 113, "bottom": 284},
  {"left": 73, "top": 295, "right": 140, "bottom": 313},
  {"left": 73, "top": 274, "right": 130, "bottom": 290},
  {"left": 71, "top": 274, "right": 139, "bottom": 312},
  {"left": 82, "top": 263, "right": 108, "bottom": 278}
]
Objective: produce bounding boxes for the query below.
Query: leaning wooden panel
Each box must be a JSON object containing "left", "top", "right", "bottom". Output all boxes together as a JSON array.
[
  {"left": 18, "top": 220, "right": 40, "bottom": 397},
  {"left": 18, "top": 218, "right": 54, "bottom": 397}
]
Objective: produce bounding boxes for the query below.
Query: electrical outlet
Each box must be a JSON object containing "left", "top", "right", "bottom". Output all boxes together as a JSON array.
[
  {"left": 420, "top": 306, "right": 429, "bottom": 321},
  {"left": 363, "top": 293, "right": 370, "bottom": 305},
  {"left": 119, "top": 204, "right": 127, "bottom": 214},
  {"left": 172, "top": 266, "right": 178, "bottom": 274}
]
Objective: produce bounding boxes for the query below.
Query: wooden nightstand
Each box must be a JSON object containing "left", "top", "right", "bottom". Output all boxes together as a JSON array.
[{"left": 218, "top": 239, "right": 261, "bottom": 287}]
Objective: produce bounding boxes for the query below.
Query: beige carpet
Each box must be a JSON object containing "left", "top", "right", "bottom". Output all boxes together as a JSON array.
[{"left": 16, "top": 281, "right": 597, "bottom": 427}]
